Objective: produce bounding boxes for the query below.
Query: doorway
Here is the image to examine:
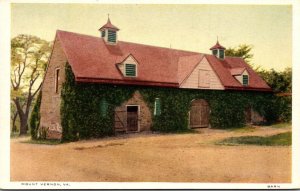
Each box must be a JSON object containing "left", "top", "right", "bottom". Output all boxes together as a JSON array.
[
  {"left": 127, "top": 105, "right": 139, "bottom": 131},
  {"left": 189, "top": 99, "right": 210, "bottom": 128}
]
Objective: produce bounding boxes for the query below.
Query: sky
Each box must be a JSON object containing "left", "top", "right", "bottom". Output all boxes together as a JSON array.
[{"left": 11, "top": 3, "right": 292, "bottom": 71}]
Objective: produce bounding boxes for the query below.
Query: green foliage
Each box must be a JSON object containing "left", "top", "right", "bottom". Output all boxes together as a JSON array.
[
  {"left": 225, "top": 44, "right": 253, "bottom": 64},
  {"left": 29, "top": 92, "right": 42, "bottom": 140},
  {"left": 267, "top": 122, "right": 291, "bottom": 129},
  {"left": 60, "top": 63, "right": 282, "bottom": 142},
  {"left": 11, "top": 34, "right": 52, "bottom": 136},
  {"left": 61, "top": 64, "right": 135, "bottom": 142},
  {"left": 217, "top": 132, "right": 291, "bottom": 146},
  {"left": 257, "top": 68, "right": 292, "bottom": 93}
]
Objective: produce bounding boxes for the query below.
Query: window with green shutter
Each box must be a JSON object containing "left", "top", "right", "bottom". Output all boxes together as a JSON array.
[
  {"left": 212, "top": 49, "right": 218, "bottom": 56},
  {"left": 154, "top": 98, "right": 161, "bottom": 116},
  {"left": 219, "top": 50, "right": 225, "bottom": 59},
  {"left": 100, "top": 98, "right": 108, "bottom": 117},
  {"left": 125, "top": 64, "right": 136, "bottom": 77},
  {"left": 101, "top": 30, "right": 105, "bottom": 38},
  {"left": 107, "top": 30, "right": 116, "bottom": 43},
  {"left": 242, "top": 75, "right": 249, "bottom": 86}
]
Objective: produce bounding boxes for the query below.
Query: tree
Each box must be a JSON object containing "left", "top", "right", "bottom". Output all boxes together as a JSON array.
[
  {"left": 257, "top": 67, "right": 292, "bottom": 93},
  {"left": 11, "top": 34, "right": 51, "bottom": 135},
  {"left": 225, "top": 44, "right": 255, "bottom": 68}
]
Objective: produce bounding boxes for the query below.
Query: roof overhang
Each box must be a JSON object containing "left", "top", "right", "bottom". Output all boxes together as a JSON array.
[
  {"left": 224, "top": 86, "right": 273, "bottom": 92},
  {"left": 75, "top": 76, "right": 179, "bottom": 88}
]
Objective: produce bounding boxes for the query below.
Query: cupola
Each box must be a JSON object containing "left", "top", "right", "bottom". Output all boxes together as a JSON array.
[
  {"left": 99, "top": 16, "right": 119, "bottom": 44},
  {"left": 210, "top": 40, "right": 226, "bottom": 59}
]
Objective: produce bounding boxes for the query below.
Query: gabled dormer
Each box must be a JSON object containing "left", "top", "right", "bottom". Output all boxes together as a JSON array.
[
  {"left": 99, "top": 17, "right": 119, "bottom": 44},
  {"left": 210, "top": 41, "right": 226, "bottom": 59},
  {"left": 116, "top": 54, "right": 139, "bottom": 78},
  {"left": 230, "top": 67, "right": 249, "bottom": 86}
]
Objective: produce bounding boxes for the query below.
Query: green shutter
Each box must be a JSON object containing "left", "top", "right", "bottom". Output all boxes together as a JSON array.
[
  {"left": 212, "top": 49, "right": 218, "bottom": 56},
  {"left": 100, "top": 99, "right": 108, "bottom": 117},
  {"left": 154, "top": 98, "right": 161, "bottom": 116},
  {"left": 125, "top": 64, "right": 136, "bottom": 77},
  {"left": 107, "top": 30, "right": 116, "bottom": 43},
  {"left": 243, "top": 75, "right": 249, "bottom": 86},
  {"left": 219, "top": 50, "right": 224, "bottom": 59},
  {"left": 101, "top": 30, "right": 105, "bottom": 37}
]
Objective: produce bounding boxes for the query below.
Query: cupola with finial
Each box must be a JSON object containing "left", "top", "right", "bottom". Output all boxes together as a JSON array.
[
  {"left": 99, "top": 15, "right": 120, "bottom": 44},
  {"left": 210, "top": 39, "right": 226, "bottom": 59}
]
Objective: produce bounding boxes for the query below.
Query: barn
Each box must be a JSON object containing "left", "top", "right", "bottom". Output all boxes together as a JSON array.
[{"left": 38, "top": 18, "right": 272, "bottom": 140}]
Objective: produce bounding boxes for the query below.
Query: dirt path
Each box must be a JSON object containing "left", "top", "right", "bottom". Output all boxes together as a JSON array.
[{"left": 10, "top": 126, "right": 291, "bottom": 183}]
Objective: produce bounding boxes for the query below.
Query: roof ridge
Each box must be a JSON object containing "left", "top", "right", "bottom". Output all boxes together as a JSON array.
[
  {"left": 57, "top": 30, "right": 202, "bottom": 54},
  {"left": 119, "top": 40, "right": 200, "bottom": 54}
]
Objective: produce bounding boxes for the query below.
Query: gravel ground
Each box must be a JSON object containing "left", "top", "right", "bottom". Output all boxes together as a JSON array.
[{"left": 10, "top": 126, "right": 291, "bottom": 183}]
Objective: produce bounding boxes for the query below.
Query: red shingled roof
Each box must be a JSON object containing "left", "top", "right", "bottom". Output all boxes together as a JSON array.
[
  {"left": 55, "top": 30, "right": 271, "bottom": 91},
  {"left": 210, "top": 41, "right": 226, "bottom": 50},
  {"left": 205, "top": 55, "right": 271, "bottom": 91},
  {"left": 99, "top": 18, "right": 119, "bottom": 31},
  {"left": 230, "top": 67, "right": 246, "bottom": 76},
  {"left": 178, "top": 54, "right": 205, "bottom": 84}
]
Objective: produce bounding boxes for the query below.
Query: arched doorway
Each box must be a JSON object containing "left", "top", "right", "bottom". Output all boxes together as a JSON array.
[{"left": 189, "top": 99, "right": 210, "bottom": 128}]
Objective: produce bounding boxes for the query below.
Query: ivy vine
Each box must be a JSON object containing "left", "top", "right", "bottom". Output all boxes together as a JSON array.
[{"left": 58, "top": 63, "right": 289, "bottom": 142}]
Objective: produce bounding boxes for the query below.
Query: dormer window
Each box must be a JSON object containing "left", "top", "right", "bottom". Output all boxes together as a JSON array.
[
  {"left": 108, "top": 30, "right": 116, "bottom": 43},
  {"left": 230, "top": 68, "right": 249, "bottom": 86},
  {"left": 125, "top": 64, "right": 137, "bottom": 77},
  {"left": 242, "top": 75, "right": 249, "bottom": 86},
  {"left": 116, "top": 54, "right": 139, "bottom": 78}
]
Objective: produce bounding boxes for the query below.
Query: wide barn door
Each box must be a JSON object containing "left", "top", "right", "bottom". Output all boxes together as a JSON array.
[{"left": 190, "top": 99, "right": 210, "bottom": 128}]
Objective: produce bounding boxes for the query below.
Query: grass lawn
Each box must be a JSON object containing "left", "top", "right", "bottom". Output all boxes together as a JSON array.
[
  {"left": 217, "top": 132, "right": 292, "bottom": 146},
  {"left": 265, "top": 122, "right": 291, "bottom": 128}
]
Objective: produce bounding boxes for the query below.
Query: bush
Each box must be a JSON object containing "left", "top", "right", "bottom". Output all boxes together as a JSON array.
[{"left": 29, "top": 92, "right": 42, "bottom": 140}]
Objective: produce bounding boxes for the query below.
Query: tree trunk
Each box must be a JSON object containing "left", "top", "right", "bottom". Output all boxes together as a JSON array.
[
  {"left": 19, "top": 114, "right": 28, "bottom": 135},
  {"left": 12, "top": 112, "right": 18, "bottom": 133},
  {"left": 14, "top": 95, "right": 33, "bottom": 136}
]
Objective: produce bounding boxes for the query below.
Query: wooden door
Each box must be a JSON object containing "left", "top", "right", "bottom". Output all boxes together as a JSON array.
[
  {"left": 190, "top": 99, "right": 210, "bottom": 128},
  {"left": 127, "top": 106, "right": 138, "bottom": 131},
  {"left": 114, "top": 110, "right": 126, "bottom": 132}
]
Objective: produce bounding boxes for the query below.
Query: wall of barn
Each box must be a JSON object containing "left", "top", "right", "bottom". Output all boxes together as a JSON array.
[
  {"left": 39, "top": 38, "right": 66, "bottom": 139},
  {"left": 114, "top": 91, "right": 152, "bottom": 132},
  {"left": 180, "top": 57, "right": 224, "bottom": 90}
]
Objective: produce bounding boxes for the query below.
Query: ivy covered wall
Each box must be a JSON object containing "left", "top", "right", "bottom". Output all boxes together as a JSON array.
[{"left": 60, "top": 64, "right": 283, "bottom": 142}]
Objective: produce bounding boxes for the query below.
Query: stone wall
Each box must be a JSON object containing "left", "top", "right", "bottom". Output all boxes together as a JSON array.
[
  {"left": 114, "top": 91, "right": 152, "bottom": 132},
  {"left": 251, "top": 109, "right": 266, "bottom": 125},
  {"left": 39, "top": 38, "right": 67, "bottom": 139}
]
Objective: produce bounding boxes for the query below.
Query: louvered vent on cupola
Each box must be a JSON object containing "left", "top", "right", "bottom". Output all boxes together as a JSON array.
[
  {"left": 210, "top": 40, "right": 226, "bottom": 59},
  {"left": 98, "top": 16, "right": 120, "bottom": 44}
]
